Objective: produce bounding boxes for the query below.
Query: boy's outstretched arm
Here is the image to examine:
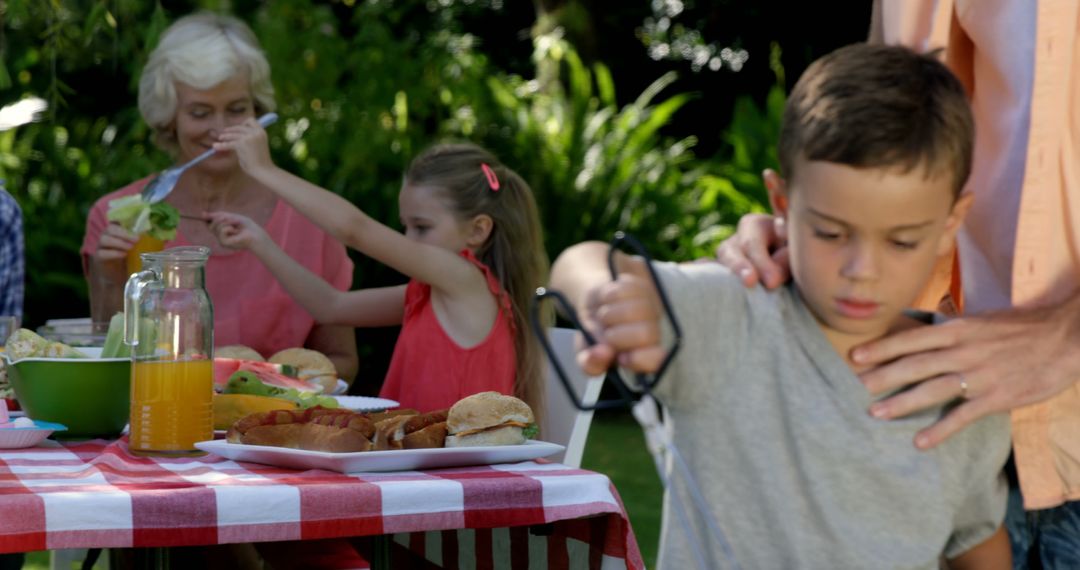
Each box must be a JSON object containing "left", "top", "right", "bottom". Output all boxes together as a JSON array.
[
  {"left": 549, "top": 241, "right": 668, "bottom": 376},
  {"left": 946, "top": 526, "right": 1010, "bottom": 570}
]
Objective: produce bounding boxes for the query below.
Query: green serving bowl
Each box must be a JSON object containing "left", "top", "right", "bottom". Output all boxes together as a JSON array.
[{"left": 3, "top": 348, "right": 130, "bottom": 439}]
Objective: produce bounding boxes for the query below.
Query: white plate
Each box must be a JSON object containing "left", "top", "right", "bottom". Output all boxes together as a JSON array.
[
  {"left": 331, "top": 379, "right": 349, "bottom": 395},
  {"left": 195, "top": 439, "right": 564, "bottom": 473},
  {"left": 332, "top": 395, "right": 399, "bottom": 412},
  {"left": 0, "top": 420, "right": 67, "bottom": 449}
]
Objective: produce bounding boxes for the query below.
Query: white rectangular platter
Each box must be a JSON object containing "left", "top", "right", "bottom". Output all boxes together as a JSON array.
[{"left": 195, "top": 439, "right": 564, "bottom": 473}]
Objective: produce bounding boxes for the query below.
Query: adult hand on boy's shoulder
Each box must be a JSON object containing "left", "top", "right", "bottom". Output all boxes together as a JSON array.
[
  {"left": 713, "top": 212, "right": 791, "bottom": 289},
  {"left": 577, "top": 273, "right": 667, "bottom": 377},
  {"left": 855, "top": 296, "right": 1080, "bottom": 449}
]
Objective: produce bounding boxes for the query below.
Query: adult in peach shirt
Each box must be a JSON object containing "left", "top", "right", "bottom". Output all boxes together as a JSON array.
[
  {"left": 716, "top": 1, "right": 1080, "bottom": 567},
  {"left": 82, "top": 12, "right": 358, "bottom": 382}
]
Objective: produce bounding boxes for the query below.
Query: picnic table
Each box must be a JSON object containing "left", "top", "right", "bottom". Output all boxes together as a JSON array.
[{"left": 0, "top": 438, "right": 643, "bottom": 569}]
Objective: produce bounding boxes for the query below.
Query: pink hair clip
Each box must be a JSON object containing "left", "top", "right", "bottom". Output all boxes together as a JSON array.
[{"left": 480, "top": 163, "right": 500, "bottom": 192}]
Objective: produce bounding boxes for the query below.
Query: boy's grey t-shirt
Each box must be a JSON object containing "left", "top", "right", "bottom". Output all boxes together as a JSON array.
[{"left": 649, "top": 262, "right": 1010, "bottom": 570}]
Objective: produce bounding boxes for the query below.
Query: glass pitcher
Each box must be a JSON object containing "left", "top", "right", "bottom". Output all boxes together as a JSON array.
[{"left": 123, "top": 246, "right": 214, "bottom": 456}]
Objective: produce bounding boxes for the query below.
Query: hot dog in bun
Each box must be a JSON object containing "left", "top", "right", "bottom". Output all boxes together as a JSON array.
[
  {"left": 227, "top": 407, "right": 375, "bottom": 452},
  {"left": 373, "top": 409, "right": 449, "bottom": 450},
  {"left": 444, "top": 391, "right": 536, "bottom": 447}
]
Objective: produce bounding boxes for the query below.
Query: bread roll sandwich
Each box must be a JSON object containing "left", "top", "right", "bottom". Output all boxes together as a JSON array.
[
  {"left": 372, "top": 409, "right": 449, "bottom": 450},
  {"left": 444, "top": 392, "right": 535, "bottom": 447},
  {"left": 227, "top": 407, "right": 375, "bottom": 452},
  {"left": 269, "top": 348, "right": 338, "bottom": 393}
]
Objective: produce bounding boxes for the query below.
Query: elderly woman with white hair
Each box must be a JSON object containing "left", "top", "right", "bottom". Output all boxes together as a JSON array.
[{"left": 81, "top": 12, "right": 358, "bottom": 382}]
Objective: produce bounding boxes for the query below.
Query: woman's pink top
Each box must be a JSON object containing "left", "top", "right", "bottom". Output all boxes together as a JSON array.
[
  {"left": 81, "top": 177, "right": 353, "bottom": 358},
  {"left": 379, "top": 250, "right": 517, "bottom": 412}
]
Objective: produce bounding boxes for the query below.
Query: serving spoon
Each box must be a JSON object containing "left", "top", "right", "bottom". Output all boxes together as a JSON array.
[{"left": 141, "top": 112, "right": 279, "bottom": 204}]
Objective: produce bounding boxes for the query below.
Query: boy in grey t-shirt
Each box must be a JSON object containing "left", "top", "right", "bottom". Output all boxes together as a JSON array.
[{"left": 551, "top": 44, "right": 1010, "bottom": 569}]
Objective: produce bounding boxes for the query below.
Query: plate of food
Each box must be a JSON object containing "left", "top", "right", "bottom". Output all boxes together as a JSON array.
[
  {"left": 332, "top": 395, "right": 399, "bottom": 412},
  {"left": 198, "top": 392, "right": 559, "bottom": 472},
  {"left": 195, "top": 439, "right": 563, "bottom": 473}
]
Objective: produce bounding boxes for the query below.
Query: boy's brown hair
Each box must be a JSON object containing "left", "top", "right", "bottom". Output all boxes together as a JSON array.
[{"left": 778, "top": 43, "right": 974, "bottom": 198}]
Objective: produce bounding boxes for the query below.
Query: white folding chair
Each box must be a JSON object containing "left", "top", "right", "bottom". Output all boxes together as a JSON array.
[{"left": 541, "top": 327, "right": 604, "bottom": 468}]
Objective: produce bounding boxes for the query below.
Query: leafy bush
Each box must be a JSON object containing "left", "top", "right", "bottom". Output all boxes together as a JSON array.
[{"left": 476, "top": 36, "right": 779, "bottom": 261}]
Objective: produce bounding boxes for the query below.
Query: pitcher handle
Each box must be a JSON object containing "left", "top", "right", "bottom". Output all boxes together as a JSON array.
[{"left": 124, "top": 270, "right": 156, "bottom": 347}]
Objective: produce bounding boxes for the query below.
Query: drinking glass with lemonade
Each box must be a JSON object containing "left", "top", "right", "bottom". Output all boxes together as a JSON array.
[{"left": 105, "top": 194, "right": 179, "bottom": 274}]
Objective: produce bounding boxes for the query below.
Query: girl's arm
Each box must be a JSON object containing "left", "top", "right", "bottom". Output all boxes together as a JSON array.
[
  {"left": 214, "top": 121, "right": 485, "bottom": 301},
  {"left": 207, "top": 212, "right": 406, "bottom": 327}
]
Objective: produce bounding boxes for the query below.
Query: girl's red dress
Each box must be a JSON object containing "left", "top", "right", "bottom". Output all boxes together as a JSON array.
[{"left": 379, "top": 250, "right": 517, "bottom": 412}]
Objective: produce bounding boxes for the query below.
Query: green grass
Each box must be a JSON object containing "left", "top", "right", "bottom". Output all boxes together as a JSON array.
[
  {"left": 581, "top": 410, "right": 663, "bottom": 568},
  {"left": 22, "top": 411, "right": 664, "bottom": 570},
  {"left": 23, "top": 550, "right": 51, "bottom": 569}
]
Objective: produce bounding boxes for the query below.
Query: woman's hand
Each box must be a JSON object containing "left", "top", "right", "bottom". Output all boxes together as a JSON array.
[
  {"left": 213, "top": 118, "right": 275, "bottom": 177},
  {"left": 714, "top": 212, "right": 791, "bottom": 289},
  {"left": 90, "top": 222, "right": 138, "bottom": 283},
  {"left": 576, "top": 273, "right": 667, "bottom": 377},
  {"left": 87, "top": 222, "right": 139, "bottom": 321},
  {"left": 856, "top": 295, "right": 1080, "bottom": 449},
  {"left": 207, "top": 211, "right": 271, "bottom": 252}
]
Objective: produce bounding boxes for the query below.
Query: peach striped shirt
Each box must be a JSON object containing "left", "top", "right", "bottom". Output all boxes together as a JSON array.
[{"left": 883, "top": 0, "right": 1080, "bottom": 510}]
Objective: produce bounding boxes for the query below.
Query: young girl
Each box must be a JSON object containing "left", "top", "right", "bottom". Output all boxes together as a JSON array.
[{"left": 207, "top": 133, "right": 548, "bottom": 418}]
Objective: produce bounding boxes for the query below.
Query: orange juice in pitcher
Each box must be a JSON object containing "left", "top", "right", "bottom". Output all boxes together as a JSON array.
[
  {"left": 124, "top": 246, "right": 214, "bottom": 456},
  {"left": 126, "top": 234, "right": 166, "bottom": 275},
  {"left": 130, "top": 359, "right": 213, "bottom": 453}
]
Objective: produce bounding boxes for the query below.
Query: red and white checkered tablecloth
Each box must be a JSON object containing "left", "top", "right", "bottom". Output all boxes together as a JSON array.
[{"left": 0, "top": 438, "right": 643, "bottom": 569}]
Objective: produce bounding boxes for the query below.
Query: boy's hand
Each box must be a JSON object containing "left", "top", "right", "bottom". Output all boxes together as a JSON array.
[
  {"left": 206, "top": 211, "right": 270, "bottom": 252},
  {"left": 213, "top": 118, "right": 275, "bottom": 177},
  {"left": 577, "top": 273, "right": 667, "bottom": 376}
]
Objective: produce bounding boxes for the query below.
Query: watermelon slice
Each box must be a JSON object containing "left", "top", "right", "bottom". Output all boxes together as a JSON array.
[{"left": 213, "top": 358, "right": 318, "bottom": 393}]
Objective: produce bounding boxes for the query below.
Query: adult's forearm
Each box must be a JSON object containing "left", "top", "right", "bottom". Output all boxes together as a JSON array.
[
  {"left": 327, "top": 350, "right": 358, "bottom": 385},
  {"left": 87, "top": 264, "right": 124, "bottom": 322},
  {"left": 306, "top": 323, "right": 358, "bottom": 384}
]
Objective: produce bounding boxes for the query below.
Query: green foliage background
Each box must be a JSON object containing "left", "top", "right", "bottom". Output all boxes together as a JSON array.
[{"left": 0, "top": 0, "right": 787, "bottom": 387}]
